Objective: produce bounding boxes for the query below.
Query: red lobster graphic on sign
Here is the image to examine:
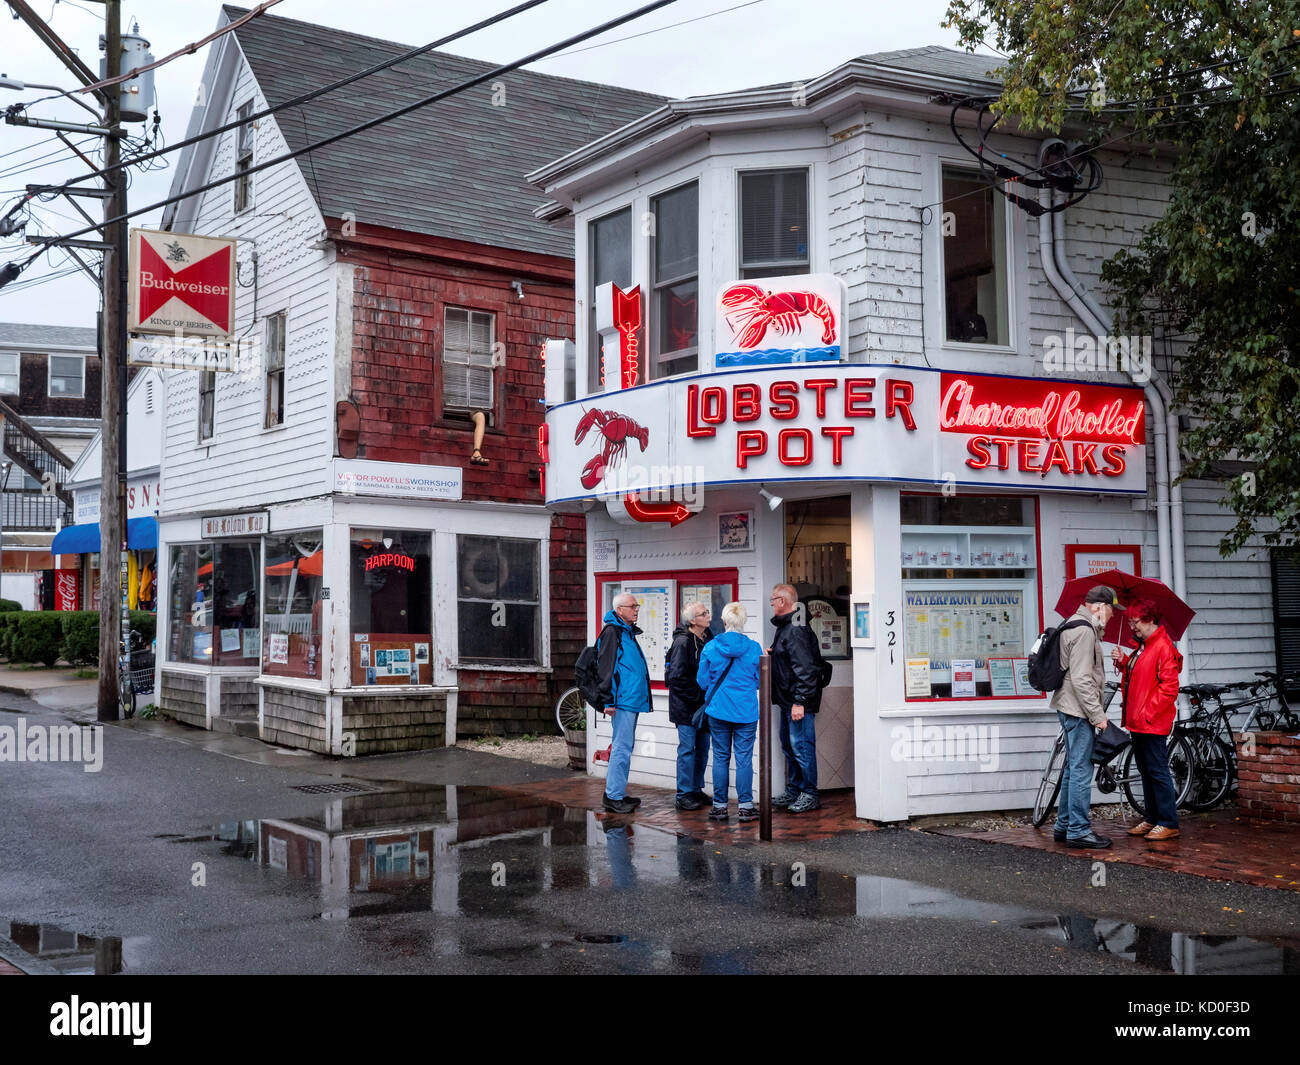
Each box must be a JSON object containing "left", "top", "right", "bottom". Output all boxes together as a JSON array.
[
  {"left": 720, "top": 283, "right": 836, "bottom": 349},
  {"left": 575, "top": 408, "right": 648, "bottom": 490}
]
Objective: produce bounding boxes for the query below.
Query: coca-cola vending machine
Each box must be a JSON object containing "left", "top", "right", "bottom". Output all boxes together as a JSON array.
[{"left": 54, "top": 568, "right": 80, "bottom": 611}]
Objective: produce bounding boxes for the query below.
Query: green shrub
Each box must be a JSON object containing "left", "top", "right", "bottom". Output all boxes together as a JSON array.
[
  {"left": 129, "top": 610, "right": 157, "bottom": 646},
  {"left": 60, "top": 611, "right": 100, "bottom": 666},
  {"left": 0, "top": 599, "right": 22, "bottom": 612},
  {"left": 10, "top": 612, "right": 64, "bottom": 666},
  {"left": 0, "top": 611, "right": 24, "bottom": 658}
]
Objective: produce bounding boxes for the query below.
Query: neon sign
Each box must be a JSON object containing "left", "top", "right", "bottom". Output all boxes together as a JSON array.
[
  {"left": 613, "top": 285, "right": 642, "bottom": 390},
  {"left": 364, "top": 551, "right": 415, "bottom": 573}
]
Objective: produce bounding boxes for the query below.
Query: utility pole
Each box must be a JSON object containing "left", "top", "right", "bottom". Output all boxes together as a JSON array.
[{"left": 97, "top": 0, "right": 126, "bottom": 722}]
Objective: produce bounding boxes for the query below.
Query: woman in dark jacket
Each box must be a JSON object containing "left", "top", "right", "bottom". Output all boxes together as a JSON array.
[
  {"left": 665, "top": 602, "right": 713, "bottom": 810},
  {"left": 1111, "top": 598, "right": 1184, "bottom": 842}
]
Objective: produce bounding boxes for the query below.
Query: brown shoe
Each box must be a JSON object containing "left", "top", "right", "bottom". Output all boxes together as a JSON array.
[
  {"left": 1145, "top": 826, "right": 1180, "bottom": 841},
  {"left": 1127, "top": 821, "right": 1154, "bottom": 836}
]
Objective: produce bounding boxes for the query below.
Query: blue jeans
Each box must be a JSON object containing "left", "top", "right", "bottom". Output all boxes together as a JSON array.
[
  {"left": 778, "top": 707, "right": 818, "bottom": 796},
  {"left": 1053, "top": 712, "right": 1097, "bottom": 838},
  {"left": 676, "top": 722, "right": 710, "bottom": 799},
  {"left": 710, "top": 719, "right": 757, "bottom": 807},
  {"left": 1131, "top": 732, "right": 1179, "bottom": 829},
  {"left": 605, "top": 708, "right": 641, "bottom": 800}
]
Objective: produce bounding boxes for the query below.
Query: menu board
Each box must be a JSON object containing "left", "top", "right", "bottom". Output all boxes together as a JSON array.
[
  {"left": 903, "top": 589, "right": 1024, "bottom": 668},
  {"left": 622, "top": 581, "right": 674, "bottom": 681}
]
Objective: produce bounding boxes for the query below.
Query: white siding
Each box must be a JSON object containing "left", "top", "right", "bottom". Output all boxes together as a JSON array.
[{"left": 161, "top": 44, "right": 333, "bottom": 519}]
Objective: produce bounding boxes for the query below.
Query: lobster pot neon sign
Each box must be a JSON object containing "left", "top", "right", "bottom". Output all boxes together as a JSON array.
[{"left": 714, "top": 273, "right": 848, "bottom": 368}]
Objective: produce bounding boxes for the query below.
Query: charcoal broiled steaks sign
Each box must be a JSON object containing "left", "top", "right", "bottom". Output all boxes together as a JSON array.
[{"left": 128, "top": 228, "right": 236, "bottom": 338}]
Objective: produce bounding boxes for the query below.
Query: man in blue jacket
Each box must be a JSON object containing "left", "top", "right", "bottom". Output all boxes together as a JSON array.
[{"left": 597, "top": 592, "right": 652, "bottom": 814}]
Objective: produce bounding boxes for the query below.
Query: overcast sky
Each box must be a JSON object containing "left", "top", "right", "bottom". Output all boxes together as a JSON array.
[{"left": 0, "top": 0, "right": 973, "bottom": 327}]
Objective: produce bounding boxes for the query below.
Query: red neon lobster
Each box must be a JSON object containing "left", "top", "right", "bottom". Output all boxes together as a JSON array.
[
  {"left": 720, "top": 283, "right": 837, "bottom": 349},
  {"left": 574, "top": 408, "right": 649, "bottom": 490}
]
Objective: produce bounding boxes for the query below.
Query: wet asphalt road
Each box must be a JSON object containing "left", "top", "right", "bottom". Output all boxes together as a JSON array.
[{"left": 1, "top": 691, "right": 1298, "bottom": 975}]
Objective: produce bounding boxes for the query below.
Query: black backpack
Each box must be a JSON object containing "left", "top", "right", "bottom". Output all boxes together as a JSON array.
[
  {"left": 1026, "top": 618, "right": 1092, "bottom": 692},
  {"left": 574, "top": 624, "right": 615, "bottom": 712}
]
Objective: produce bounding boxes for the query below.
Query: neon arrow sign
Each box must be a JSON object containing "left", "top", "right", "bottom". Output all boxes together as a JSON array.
[{"left": 624, "top": 492, "right": 694, "bottom": 526}]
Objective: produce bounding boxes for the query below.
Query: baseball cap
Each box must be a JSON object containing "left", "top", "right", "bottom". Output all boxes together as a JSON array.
[{"left": 1084, "top": 585, "right": 1124, "bottom": 611}]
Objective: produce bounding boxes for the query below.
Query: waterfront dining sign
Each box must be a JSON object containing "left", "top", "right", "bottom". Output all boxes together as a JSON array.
[{"left": 544, "top": 364, "right": 1147, "bottom": 503}]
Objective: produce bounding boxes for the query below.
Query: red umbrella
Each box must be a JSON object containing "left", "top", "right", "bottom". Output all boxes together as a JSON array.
[
  {"left": 265, "top": 550, "right": 324, "bottom": 577},
  {"left": 1055, "top": 568, "right": 1195, "bottom": 645}
]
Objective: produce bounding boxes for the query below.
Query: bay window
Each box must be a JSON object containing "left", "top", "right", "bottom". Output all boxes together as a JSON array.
[{"left": 588, "top": 207, "right": 631, "bottom": 393}]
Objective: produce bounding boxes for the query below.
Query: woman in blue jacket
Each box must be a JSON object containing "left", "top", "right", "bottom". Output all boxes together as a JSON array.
[{"left": 696, "top": 602, "right": 762, "bottom": 823}]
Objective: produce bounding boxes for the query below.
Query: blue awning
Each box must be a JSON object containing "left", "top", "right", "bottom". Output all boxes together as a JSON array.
[{"left": 52, "top": 516, "right": 158, "bottom": 554}]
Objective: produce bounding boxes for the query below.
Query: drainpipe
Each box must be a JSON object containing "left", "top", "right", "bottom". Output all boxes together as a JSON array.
[{"left": 1043, "top": 190, "right": 1191, "bottom": 665}]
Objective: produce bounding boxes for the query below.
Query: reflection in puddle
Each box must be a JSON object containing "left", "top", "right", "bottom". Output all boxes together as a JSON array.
[
  {"left": 3, "top": 921, "right": 131, "bottom": 974},
  {"left": 157, "top": 781, "right": 1296, "bottom": 974}
]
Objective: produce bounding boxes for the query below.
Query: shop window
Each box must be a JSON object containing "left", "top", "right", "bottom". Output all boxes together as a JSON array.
[
  {"left": 1271, "top": 551, "right": 1300, "bottom": 693},
  {"left": 0, "top": 352, "right": 18, "bottom": 394},
  {"left": 48, "top": 355, "right": 84, "bottom": 398},
  {"left": 900, "top": 494, "right": 1040, "bottom": 700},
  {"left": 941, "top": 167, "right": 1009, "bottom": 346},
  {"left": 166, "top": 541, "right": 260, "bottom": 665},
  {"left": 784, "top": 496, "right": 851, "bottom": 659},
  {"left": 262, "top": 531, "right": 325, "bottom": 680},
  {"left": 442, "top": 307, "right": 494, "bottom": 415},
  {"left": 596, "top": 567, "right": 739, "bottom": 684},
  {"left": 349, "top": 529, "right": 432, "bottom": 686},
  {"left": 198, "top": 370, "right": 215, "bottom": 441},
  {"left": 264, "top": 311, "right": 286, "bottom": 428},
  {"left": 739, "top": 169, "right": 809, "bottom": 280},
  {"left": 457, "top": 535, "right": 541, "bottom": 665},
  {"left": 650, "top": 182, "right": 698, "bottom": 378},
  {"left": 588, "top": 206, "right": 631, "bottom": 393},
  {"left": 233, "top": 100, "right": 253, "bottom": 214}
]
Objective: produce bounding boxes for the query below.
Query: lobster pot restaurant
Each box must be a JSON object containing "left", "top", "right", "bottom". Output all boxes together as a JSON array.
[{"left": 542, "top": 274, "right": 1150, "bottom": 821}]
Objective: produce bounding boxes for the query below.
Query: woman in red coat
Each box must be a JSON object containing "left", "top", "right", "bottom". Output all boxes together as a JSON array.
[{"left": 1111, "top": 598, "right": 1184, "bottom": 841}]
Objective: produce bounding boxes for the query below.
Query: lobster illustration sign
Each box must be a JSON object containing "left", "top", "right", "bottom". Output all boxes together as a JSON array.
[
  {"left": 715, "top": 272, "right": 847, "bottom": 369},
  {"left": 574, "top": 406, "right": 649, "bottom": 490}
]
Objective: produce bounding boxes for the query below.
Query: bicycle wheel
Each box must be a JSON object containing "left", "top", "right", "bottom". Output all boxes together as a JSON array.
[
  {"left": 1125, "top": 734, "right": 1194, "bottom": 813},
  {"left": 554, "top": 686, "right": 587, "bottom": 734},
  {"left": 1183, "top": 729, "right": 1233, "bottom": 811},
  {"left": 1032, "top": 731, "right": 1066, "bottom": 827}
]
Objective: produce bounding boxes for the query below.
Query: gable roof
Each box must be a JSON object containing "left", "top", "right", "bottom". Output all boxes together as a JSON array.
[
  {"left": 221, "top": 5, "right": 665, "bottom": 259},
  {"left": 0, "top": 322, "right": 97, "bottom": 350}
]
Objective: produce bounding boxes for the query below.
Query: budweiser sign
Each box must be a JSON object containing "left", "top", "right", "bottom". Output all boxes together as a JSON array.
[{"left": 128, "top": 228, "right": 236, "bottom": 338}]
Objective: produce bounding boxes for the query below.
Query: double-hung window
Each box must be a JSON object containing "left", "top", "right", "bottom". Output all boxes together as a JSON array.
[
  {"left": 265, "top": 311, "right": 286, "bottom": 428},
  {"left": 48, "top": 355, "right": 84, "bottom": 397},
  {"left": 233, "top": 102, "right": 253, "bottom": 213},
  {"left": 0, "top": 353, "right": 18, "bottom": 394},
  {"left": 941, "top": 167, "right": 1009, "bottom": 346},
  {"left": 650, "top": 182, "right": 699, "bottom": 378},
  {"left": 587, "top": 207, "right": 631, "bottom": 393},
  {"left": 739, "top": 169, "right": 809, "bottom": 279},
  {"left": 198, "top": 370, "right": 215, "bottom": 441},
  {"left": 442, "top": 308, "right": 494, "bottom": 414}
]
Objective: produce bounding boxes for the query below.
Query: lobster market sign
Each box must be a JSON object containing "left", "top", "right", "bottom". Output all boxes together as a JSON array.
[
  {"left": 544, "top": 365, "right": 1147, "bottom": 503},
  {"left": 714, "top": 273, "right": 846, "bottom": 367},
  {"left": 128, "top": 228, "right": 236, "bottom": 338}
]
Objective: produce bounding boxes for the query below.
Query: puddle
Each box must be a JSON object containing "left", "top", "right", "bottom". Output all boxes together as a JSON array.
[
  {"left": 2, "top": 921, "right": 132, "bottom": 975},
  {"left": 148, "top": 781, "right": 1298, "bottom": 974}
]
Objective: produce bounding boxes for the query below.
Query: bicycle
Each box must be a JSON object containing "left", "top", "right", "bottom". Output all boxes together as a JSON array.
[
  {"left": 554, "top": 685, "right": 588, "bottom": 734},
  {"left": 1032, "top": 682, "right": 1194, "bottom": 827},
  {"left": 117, "top": 629, "right": 154, "bottom": 721}
]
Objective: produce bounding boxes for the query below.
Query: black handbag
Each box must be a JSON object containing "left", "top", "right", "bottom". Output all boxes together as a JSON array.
[
  {"left": 1091, "top": 721, "right": 1129, "bottom": 766},
  {"left": 691, "top": 658, "right": 734, "bottom": 730}
]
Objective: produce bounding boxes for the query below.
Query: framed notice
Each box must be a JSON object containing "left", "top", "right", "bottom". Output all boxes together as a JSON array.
[
  {"left": 718, "top": 510, "right": 754, "bottom": 552},
  {"left": 951, "top": 658, "right": 977, "bottom": 698},
  {"left": 852, "top": 599, "right": 873, "bottom": 647},
  {"left": 987, "top": 658, "right": 1017, "bottom": 697},
  {"left": 905, "top": 658, "right": 931, "bottom": 698},
  {"left": 1011, "top": 658, "right": 1040, "bottom": 697},
  {"left": 1065, "top": 544, "right": 1141, "bottom": 580}
]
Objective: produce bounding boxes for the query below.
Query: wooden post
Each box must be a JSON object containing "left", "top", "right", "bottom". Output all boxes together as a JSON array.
[{"left": 760, "top": 653, "right": 771, "bottom": 841}]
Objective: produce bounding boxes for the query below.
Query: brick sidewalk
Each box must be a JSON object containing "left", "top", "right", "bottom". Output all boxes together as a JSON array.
[
  {"left": 926, "top": 810, "right": 1300, "bottom": 892},
  {"left": 497, "top": 775, "right": 874, "bottom": 843}
]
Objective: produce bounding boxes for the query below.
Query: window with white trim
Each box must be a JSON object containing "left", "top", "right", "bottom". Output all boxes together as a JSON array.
[
  {"left": 198, "top": 369, "right": 215, "bottom": 441},
  {"left": 457, "top": 535, "right": 541, "bottom": 665},
  {"left": 265, "top": 311, "right": 286, "bottom": 427},
  {"left": 941, "top": 167, "right": 1010, "bottom": 345},
  {"left": 233, "top": 101, "right": 253, "bottom": 213},
  {"left": 48, "top": 354, "right": 84, "bottom": 398},
  {"left": 0, "top": 353, "right": 17, "bottom": 394},
  {"left": 588, "top": 206, "right": 631, "bottom": 393},
  {"left": 442, "top": 307, "right": 494, "bottom": 414},
  {"left": 739, "top": 169, "right": 809, "bottom": 279},
  {"left": 650, "top": 182, "right": 699, "bottom": 378}
]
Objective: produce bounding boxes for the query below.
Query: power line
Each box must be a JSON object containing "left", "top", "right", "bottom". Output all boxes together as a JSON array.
[
  {"left": 537, "top": 0, "right": 763, "bottom": 59},
  {"left": 13, "top": 0, "right": 683, "bottom": 272}
]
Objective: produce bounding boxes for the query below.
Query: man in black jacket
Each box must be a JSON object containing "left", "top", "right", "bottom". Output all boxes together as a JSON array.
[
  {"left": 769, "top": 583, "right": 822, "bottom": 813},
  {"left": 665, "top": 601, "right": 714, "bottom": 810}
]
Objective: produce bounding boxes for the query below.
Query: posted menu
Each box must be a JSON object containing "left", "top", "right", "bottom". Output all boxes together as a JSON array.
[{"left": 904, "top": 589, "right": 1024, "bottom": 666}]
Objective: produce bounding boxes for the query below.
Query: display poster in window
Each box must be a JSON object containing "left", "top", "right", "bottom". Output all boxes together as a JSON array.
[
  {"left": 220, "top": 628, "right": 241, "bottom": 654},
  {"left": 905, "top": 658, "right": 932, "bottom": 698},
  {"left": 903, "top": 590, "right": 1024, "bottom": 668},
  {"left": 269, "top": 633, "right": 290, "bottom": 665},
  {"left": 987, "top": 658, "right": 1017, "bottom": 697},
  {"left": 350, "top": 637, "right": 431, "bottom": 686},
  {"left": 951, "top": 658, "right": 977, "bottom": 698},
  {"left": 621, "top": 581, "right": 674, "bottom": 681},
  {"left": 415, "top": 643, "right": 429, "bottom": 665},
  {"left": 811, "top": 614, "right": 846, "bottom": 657},
  {"left": 1011, "top": 658, "right": 1040, "bottom": 697}
]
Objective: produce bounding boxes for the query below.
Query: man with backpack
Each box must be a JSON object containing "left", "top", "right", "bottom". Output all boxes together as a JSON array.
[
  {"left": 769, "top": 583, "right": 826, "bottom": 813},
  {"left": 1049, "top": 585, "right": 1123, "bottom": 849},
  {"left": 595, "top": 592, "right": 652, "bottom": 814}
]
